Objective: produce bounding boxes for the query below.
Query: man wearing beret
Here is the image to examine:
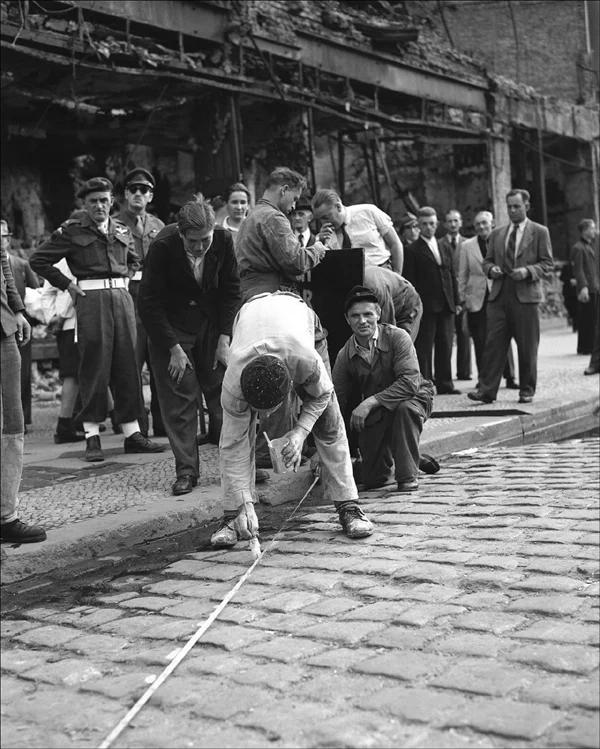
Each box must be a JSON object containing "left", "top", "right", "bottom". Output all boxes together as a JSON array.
[
  {"left": 211, "top": 291, "right": 373, "bottom": 547},
  {"left": 118, "top": 167, "right": 166, "bottom": 438},
  {"left": 333, "top": 285, "right": 434, "bottom": 493},
  {"left": 30, "top": 177, "right": 166, "bottom": 462}
]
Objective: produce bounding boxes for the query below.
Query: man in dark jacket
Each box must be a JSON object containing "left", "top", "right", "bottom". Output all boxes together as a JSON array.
[
  {"left": 333, "top": 286, "right": 434, "bottom": 493},
  {"left": 403, "top": 206, "right": 461, "bottom": 395},
  {"left": 137, "top": 195, "right": 243, "bottom": 495}
]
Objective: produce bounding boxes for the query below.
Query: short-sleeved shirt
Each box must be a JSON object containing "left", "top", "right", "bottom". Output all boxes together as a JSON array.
[{"left": 327, "top": 204, "right": 395, "bottom": 267}]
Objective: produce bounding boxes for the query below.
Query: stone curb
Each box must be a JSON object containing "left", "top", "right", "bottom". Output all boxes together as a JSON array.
[{"left": 2, "top": 393, "right": 598, "bottom": 586}]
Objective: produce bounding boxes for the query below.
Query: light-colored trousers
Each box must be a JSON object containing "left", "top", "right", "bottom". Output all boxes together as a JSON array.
[{"left": 1, "top": 333, "right": 24, "bottom": 523}]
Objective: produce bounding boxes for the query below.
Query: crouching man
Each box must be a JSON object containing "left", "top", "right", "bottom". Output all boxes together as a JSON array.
[
  {"left": 211, "top": 291, "right": 374, "bottom": 547},
  {"left": 333, "top": 286, "right": 434, "bottom": 493}
]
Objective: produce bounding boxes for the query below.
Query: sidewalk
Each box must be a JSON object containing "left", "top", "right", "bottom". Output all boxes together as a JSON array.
[{"left": 2, "top": 320, "right": 598, "bottom": 584}]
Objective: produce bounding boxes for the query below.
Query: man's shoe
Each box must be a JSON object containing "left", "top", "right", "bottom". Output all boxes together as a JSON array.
[
  {"left": 505, "top": 378, "right": 520, "bottom": 389},
  {"left": 338, "top": 505, "right": 374, "bottom": 539},
  {"left": 397, "top": 479, "right": 419, "bottom": 492},
  {"left": 255, "top": 468, "right": 270, "bottom": 484},
  {"left": 0, "top": 519, "right": 47, "bottom": 544},
  {"left": 584, "top": 367, "right": 600, "bottom": 375},
  {"left": 85, "top": 435, "right": 104, "bottom": 462},
  {"left": 124, "top": 432, "right": 167, "bottom": 454},
  {"left": 419, "top": 454, "right": 440, "bottom": 474},
  {"left": 172, "top": 475, "right": 197, "bottom": 495},
  {"left": 437, "top": 387, "right": 461, "bottom": 395},
  {"left": 467, "top": 391, "right": 495, "bottom": 404},
  {"left": 518, "top": 395, "right": 533, "bottom": 404},
  {"left": 210, "top": 518, "right": 238, "bottom": 547},
  {"left": 54, "top": 421, "right": 86, "bottom": 444}
]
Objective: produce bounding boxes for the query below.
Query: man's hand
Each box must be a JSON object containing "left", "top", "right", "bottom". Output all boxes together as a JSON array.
[
  {"left": 168, "top": 344, "right": 193, "bottom": 385},
  {"left": 351, "top": 396, "right": 379, "bottom": 433},
  {"left": 280, "top": 426, "right": 308, "bottom": 472},
  {"left": 67, "top": 282, "right": 86, "bottom": 303},
  {"left": 318, "top": 223, "right": 334, "bottom": 245},
  {"left": 578, "top": 287, "right": 590, "bottom": 303},
  {"left": 233, "top": 502, "right": 259, "bottom": 540},
  {"left": 14, "top": 312, "right": 31, "bottom": 346},
  {"left": 213, "top": 334, "right": 230, "bottom": 370},
  {"left": 510, "top": 267, "right": 529, "bottom": 281},
  {"left": 455, "top": 305, "right": 463, "bottom": 315},
  {"left": 489, "top": 266, "right": 504, "bottom": 279}
]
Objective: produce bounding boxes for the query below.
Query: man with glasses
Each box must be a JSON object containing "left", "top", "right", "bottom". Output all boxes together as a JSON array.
[
  {"left": 30, "top": 177, "right": 166, "bottom": 462},
  {"left": 118, "top": 168, "right": 166, "bottom": 437}
]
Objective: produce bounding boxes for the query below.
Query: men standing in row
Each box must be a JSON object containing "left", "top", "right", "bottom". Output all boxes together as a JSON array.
[
  {"left": 118, "top": 167, "right": 166, "bottom": 438},
  {"left": 458, "top": 211, "right": 518, "bottom": 391},
  {"left": 403, "top": 207, "right": 461, "bottom": 395},
  {"left": 311, "top": 189, "right": 404, "bottom": 274},
  {"left": 333, "top": 286, "right": 434, "bottom": 493},
  {"left": 440, "top": 210, "right": 472, "bottom": 381},
  {"left": 138, "top": 195, "right": 242, "bottom": 496},
  {"left": 468, "top": 189, "right": 553, "bottom": 405},
  {"left": 30, "top": 177, "right": 165, "bottom": 461}
]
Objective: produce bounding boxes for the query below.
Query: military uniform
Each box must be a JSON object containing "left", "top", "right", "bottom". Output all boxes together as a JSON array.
[
  {"left": 30, "top": 210, "right": 144, "bottom": 427},
  {"left": 118, "top": 206, "right": 165, "bottom": 435}
]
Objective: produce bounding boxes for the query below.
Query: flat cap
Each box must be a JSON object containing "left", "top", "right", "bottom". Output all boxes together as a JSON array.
[
  {"left": 124, "top": 168, "right": 155, "bottom": 189},
  {"left": 77, "top": 177, "right": 114, "bottom": 199},
  {"left": 344, "top": 285, "right": 380, "bottom": 312},
  {"left": 399, "top": 212, "right": 418, "bottom": 230},
  {"left": 1, "top": 219, "right": 12, "bottom": 236}
]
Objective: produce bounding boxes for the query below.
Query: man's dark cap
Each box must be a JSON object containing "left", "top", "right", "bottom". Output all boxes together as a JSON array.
[
  {"left": 399, "top": 212, "right": 418, "bottom": 230},
  {"left": 240, "top": 355, "right": 290, "bottom": 410},
  {"left": 344, "top": 285, "right": 380, "bottom": 312},
  {"left": 124, "top": 168, "right": 155, "bottom": 189},
  {"left": 77, "top": 177, "right": 114, "bottom": 199},
  {"left": 292, "top": 194, "right": 313, "bottom": 212}
]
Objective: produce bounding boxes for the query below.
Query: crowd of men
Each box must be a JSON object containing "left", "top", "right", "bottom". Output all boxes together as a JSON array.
[{"left": 1, "top": 163, "right": 598, "bottom": 548}]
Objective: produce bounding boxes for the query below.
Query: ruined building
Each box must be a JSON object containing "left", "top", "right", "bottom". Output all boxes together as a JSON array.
[{"left": 1, "top": 0, "right": 598, "bottom": 257}]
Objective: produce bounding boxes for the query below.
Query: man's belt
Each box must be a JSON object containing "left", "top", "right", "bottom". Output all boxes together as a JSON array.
[
  {"left": 131, "top": 271, "right": 143, "bottom": 281},
  {"left": 78, "top": 278, "right": 128, "bottom": 290}
]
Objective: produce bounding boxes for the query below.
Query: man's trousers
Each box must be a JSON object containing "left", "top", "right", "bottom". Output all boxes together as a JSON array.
[
  {"left": 468, "top": 304, "right": 516, "bottom": 386},
  {"left": 414, "top": 310, "right": 454, "bottom": 391},
  {"left": 149, "top": 319, "right": 224, "bottom": 479},
  {"left": 1, "top": 333, "right": 24, "bottom": 524}
]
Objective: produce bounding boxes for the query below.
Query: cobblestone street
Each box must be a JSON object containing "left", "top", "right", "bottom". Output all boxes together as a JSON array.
[{"left": 1, "top": 437, "right": 598, "bottom": 749}]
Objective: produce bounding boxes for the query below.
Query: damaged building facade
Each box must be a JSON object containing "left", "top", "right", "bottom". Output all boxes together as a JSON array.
[{"left": 1, "top": 0, "right": 598, "bottom": 258}]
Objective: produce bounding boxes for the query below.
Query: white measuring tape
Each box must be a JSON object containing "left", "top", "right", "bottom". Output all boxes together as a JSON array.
[{"left": 97, "top": 469, "right": 321, "bottom": 749}]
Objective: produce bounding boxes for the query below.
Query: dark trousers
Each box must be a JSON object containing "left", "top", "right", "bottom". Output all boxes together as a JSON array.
[
  {"left": 455, "top": 309, "right": 472, "bottom": 379},
  {"left": 148, "top": 320, "right": 224, "bottom": 478},
  {"left": 75, "top": 288, "right": 144, "bottom": 425},
  {"left": 468, "top": 304, "right": 516, "bottom": 386},
  {"left": 588, "top": 295, "right": 599, "bottom": 370},
  {"left": 19, "top": 339, "right": 32, "bottom": 425},
  {"left": 129, "top": 280, "right": 165, "bottom": 435},
  {"left": 415, "top": 310, "right": 454, "bottom": 391},
  {"left": 359, "top": 400, "right": 427, "bottom": 488},
  {"left": 478, "top": 279, "right": 540, "bottom": 399},
  {"left": 577, "top": 293, "right": 598, "bottom": 355}
]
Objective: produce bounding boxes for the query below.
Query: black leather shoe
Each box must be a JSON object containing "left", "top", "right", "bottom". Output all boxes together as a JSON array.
[
  {"left": 0, "top": 519, "right": 47, "bottom": 544},
  {"left": 124, "top": 432, "right": 167, "bottom": 454},
  {"left": 467, "top": 391, "right": 495, "bottom": 404},
  {"left": 419, "top": 454, "right": 440, "bottom": 474},
  {"left": 505, "top": 378, "right": 520, "bottom": 389},
  {"left": 584, "top": 367, "right": 600, "bottom": 375},
  {"left": 518, "top": 395, "right": 533, "bottom": 404},
  {"left": 85, "top": 435, "right": 104, "bottom": 462},
  {"left": 172, "top": 475, "right": 198, "bottom": 495},
  {"left": 54, "top": 421, "right": 86, "bottom": 444},
  {"left": 437, "top": 387, "right": 462, "bottom": 395}
]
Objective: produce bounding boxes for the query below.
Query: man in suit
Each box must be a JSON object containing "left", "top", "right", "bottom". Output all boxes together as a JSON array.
[
  {"left": 118, "top": 167, "right": 166, "bottom": 438},
  {"left": 439, "top": 210, "right": 471, "bottom": 381},
  {"left": 403, "top": 206, "right": 461, "bottom": 395},
  {"left": 137, "top": 195, "right": 243, "bottom": 496},
  {"left": 290, "top": 194, "right": 317, "bottom": 249},
  {"left": 468, "top": 189, "right": 554, "bottom": 404},
  {"left": 570, "top": 218, "right": 598, "bottom": 358},
  {"left": 458, "top": 211, "right": 518, "bottom": 390}
]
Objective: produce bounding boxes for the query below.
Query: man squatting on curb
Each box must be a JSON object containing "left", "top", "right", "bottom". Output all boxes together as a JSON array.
[{"left": 210, "top": 291, "right": 375, "bottom": 547}]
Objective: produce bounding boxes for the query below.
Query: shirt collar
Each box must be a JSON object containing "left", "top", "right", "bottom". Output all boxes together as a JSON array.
[
  {"left": 510, "top": 218, "right": 528, "bottom": 232},
  {"left": 352, "top": 324, "right": 379, "bottom": 352}
]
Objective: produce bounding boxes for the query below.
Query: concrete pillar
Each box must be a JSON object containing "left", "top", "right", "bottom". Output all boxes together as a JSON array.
[{"left": 488, "top": 135, "right": 511, "bottom": 226}]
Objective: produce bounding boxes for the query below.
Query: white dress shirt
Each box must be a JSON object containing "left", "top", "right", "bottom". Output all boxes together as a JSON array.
[
  {"left": 297, "top": 228, "right": 311, "bottom": 248},
  {"left": 423, "top": 235, "right": 442, "bottom": 265},
  {"left": 327, "top": 204, "right": 394, "bottom": 266},
  {"left": 505, "top": 218, "right": 528, "bottom": 259}
]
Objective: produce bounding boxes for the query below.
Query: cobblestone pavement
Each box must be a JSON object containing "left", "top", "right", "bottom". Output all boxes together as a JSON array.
[{"left": 1, "top": 437, "right": 598, "bottom": 748}]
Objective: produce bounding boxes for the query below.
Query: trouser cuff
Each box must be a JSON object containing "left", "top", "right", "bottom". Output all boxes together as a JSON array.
[{"left": 334, "top": 500, "right": 360, "bottom": 512}]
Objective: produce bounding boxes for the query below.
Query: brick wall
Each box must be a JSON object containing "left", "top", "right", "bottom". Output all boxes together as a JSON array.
[{"left": 437, "top": 0, "right": 592, "bottom": 103}]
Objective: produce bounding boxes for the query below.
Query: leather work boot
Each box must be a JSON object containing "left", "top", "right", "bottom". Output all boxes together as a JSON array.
[
  {"left": 123, "top": 432, "right": 167, "bottom": 454},
  {"left": 54, "top": 419, "right": 86, "bottom": 444},
  {"left": 0, "top": 519, "right": 47, "bottom": 544},
  {"left": 210, "top": 518, "right": 238, "bottom": 548},
  {"left": 337, "top": 505, "right": 374, "bottom": 539},
  {"left": 85, "top": 435, "right": 104, "bottom": 462}
]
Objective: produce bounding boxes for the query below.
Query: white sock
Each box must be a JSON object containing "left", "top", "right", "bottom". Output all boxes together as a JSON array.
[
  {"left": 121, "top": 420, "right": 141, "bottom": 439},
  {"left": 83, "top": 422, "right": 100, "bottom": 439}
]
